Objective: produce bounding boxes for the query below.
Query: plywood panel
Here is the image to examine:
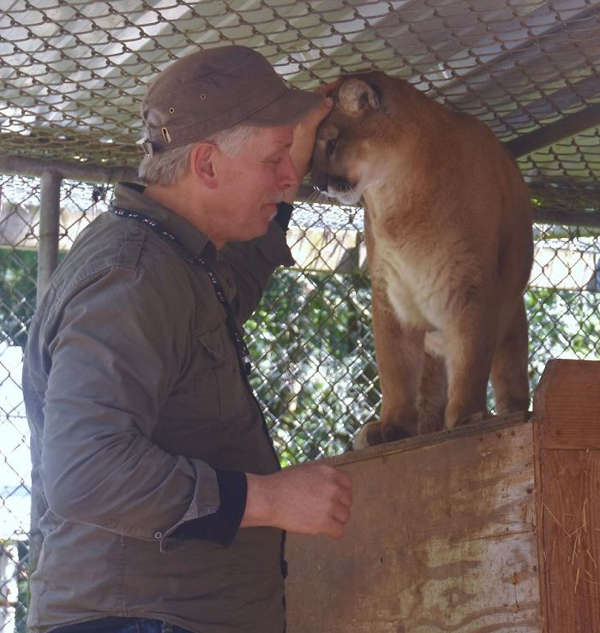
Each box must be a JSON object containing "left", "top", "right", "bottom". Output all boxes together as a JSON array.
[
  {"left": 533, "top": 359, "right": 600, "bottom": 633},
  {"left": 286, "top": 419, "right": 542, "bottom": 633},
  {"left": 534, "top": 359, "right": 600, "bottom": 450}
]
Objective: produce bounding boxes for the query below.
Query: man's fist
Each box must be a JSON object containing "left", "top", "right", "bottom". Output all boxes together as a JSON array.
[{"left": 242, "top": 462, "right": 352, "bottom": 540}]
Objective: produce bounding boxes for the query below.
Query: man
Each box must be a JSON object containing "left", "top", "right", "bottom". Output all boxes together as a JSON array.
[{"left": 22, "top": 45, "right": 352, "bottom": 633}]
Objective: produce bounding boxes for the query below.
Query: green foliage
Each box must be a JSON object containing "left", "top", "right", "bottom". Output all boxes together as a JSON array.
[
  {"left": 15, "top": 540, "right": 30, "bottom": 633},
  {"left": 0, "top": 540, "right": 29, "bottom": 632},
  {"left": 526, "top": 286, "right": 600, "bottom": 387},
  {"left": 246, "top": 269, "right": 378, "bottom": 465},
  {"left": 0, "top": 248, "right": 37, "bottom": 347}
]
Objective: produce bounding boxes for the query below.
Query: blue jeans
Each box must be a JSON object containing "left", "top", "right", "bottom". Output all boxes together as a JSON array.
[{"left": 49, "top": 617, "right": 193, "bottom": 633}]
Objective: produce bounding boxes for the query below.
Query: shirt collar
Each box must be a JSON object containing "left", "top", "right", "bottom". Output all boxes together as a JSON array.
[{"left": 113, "top": 182, "right": 216, "bottom": 260}]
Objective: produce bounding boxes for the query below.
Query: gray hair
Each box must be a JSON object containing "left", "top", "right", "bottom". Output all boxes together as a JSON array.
[{"left": 138, "top": 123, "right": 260, "bottom": 185}]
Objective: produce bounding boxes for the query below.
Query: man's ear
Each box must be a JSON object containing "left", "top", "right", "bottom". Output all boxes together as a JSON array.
[{"left": 191, "top": 142, "right": 218, "bottom": 188}]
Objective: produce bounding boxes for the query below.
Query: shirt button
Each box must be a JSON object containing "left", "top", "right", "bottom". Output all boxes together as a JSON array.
[{"left": 153, "top": 531, "right": 163, "bottom": 540}]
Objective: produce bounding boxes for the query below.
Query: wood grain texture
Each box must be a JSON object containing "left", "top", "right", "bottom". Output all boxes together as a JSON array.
[
  {"left": 533, "top": 359, "right": 600, "bottom": 450},
  {"left": 286, "top": 420, "right": 542, "bottom": 633},
  {"left": 533, "top": 360, "right": 600, "bottom": 633},
  {"left": 537, "top": 450, "right": 600, "bottom": 633}
]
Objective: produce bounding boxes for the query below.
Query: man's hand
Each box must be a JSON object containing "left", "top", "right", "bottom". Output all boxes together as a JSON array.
[
  {"left": 283, "top": 95, "right": 334, "bottom": 203},
  {"left": 242, "top": 463, "right": 352, "bottom": 540}
]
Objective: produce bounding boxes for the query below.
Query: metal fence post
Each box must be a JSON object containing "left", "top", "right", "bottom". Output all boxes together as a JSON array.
[
  {"left": 29, "top": 170, "right": 62, "bottom": 574},
  {"left": 36, "top": 170, "right": 62, "bottom": 305}
]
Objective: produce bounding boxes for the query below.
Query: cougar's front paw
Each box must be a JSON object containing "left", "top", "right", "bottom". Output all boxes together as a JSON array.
[
  {"left": 448, "top": 409, "right": 486, "bottom": 429},
  {"left": 353, "top": 421, "right": 413, "bottom": 449}
]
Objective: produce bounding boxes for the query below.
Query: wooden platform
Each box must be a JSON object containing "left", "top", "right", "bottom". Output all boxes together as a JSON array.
[{"left": 285, "top": 359, "right": 600, "bottom": 633}]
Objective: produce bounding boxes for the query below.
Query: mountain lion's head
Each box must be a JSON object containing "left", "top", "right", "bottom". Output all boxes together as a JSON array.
[{"left": 311, "top": 72, "right": 421, "bottom": 205}]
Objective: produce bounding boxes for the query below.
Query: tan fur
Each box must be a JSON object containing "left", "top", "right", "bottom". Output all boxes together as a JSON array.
[{"left": 311, "top": 72, "right": 533, "bottom": 448}]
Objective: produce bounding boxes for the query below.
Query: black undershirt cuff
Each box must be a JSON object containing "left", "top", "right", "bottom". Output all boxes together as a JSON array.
[
  {"left": 274, "top": 202, "right": 294, "bottom": 232},
  {"left": 171, "top": 470, "right": 247, "bottom": 547}
]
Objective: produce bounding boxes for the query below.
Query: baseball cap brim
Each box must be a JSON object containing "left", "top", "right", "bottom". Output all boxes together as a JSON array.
[{"left": 244, "top": 87, "right": 323, "bottom": 127}]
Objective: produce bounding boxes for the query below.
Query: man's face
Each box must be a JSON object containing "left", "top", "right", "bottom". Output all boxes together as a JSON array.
[{"left": 210, "top": 124, "right": 298, "bottom": 246}]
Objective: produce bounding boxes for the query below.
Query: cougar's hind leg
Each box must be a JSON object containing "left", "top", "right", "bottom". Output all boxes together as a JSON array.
[
  {"left": 417, "top": 350, "right": 447, "bottom": 435},
  {"left": 354, "top": 285, "right": 424, "bottom": 449},
  {"left": 491, "top": 299, "right": 530, "bottom": 415},
  {"left": 443, "top": 301, "right": 496, "bottom": 430}
]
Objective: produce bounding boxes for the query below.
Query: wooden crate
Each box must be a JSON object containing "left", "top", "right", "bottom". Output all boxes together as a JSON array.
[{"left": 285, "top": 359, "right": 600, "bottom": 633}]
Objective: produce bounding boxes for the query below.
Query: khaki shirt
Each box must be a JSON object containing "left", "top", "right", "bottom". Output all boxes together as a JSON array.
[{"left": 22, "top": 183, "right": 294, "bottom": 633}]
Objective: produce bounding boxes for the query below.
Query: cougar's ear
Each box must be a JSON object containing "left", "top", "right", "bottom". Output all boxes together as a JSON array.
[{"left": 337, "top": 78, "right": 381, "bottom": 116}]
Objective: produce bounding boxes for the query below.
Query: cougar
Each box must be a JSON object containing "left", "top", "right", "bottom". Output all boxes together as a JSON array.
[{"left": 311, "top": 72, "right": 533, "bottom": 448}]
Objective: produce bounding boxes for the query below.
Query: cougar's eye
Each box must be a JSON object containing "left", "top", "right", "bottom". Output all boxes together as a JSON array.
[{"left": 326, "top": 138, "right": 337, "bottom": 158}]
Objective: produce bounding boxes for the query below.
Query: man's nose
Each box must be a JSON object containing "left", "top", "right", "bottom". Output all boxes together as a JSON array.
[{"left": 278, "top": 152, "right": 299, "bottom": 190}]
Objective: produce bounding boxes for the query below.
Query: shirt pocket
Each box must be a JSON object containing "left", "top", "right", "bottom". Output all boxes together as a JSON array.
[{"left": 194, "top": 324, "right": 244, "bottom": 421}]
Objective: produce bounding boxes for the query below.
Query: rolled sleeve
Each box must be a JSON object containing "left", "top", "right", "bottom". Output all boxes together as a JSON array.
[
  {"left": 168, "top": 470, "right": 247, "bottom": 547},
  {"left": 42, "top": 263, "right": 221, "bottom": 542}
]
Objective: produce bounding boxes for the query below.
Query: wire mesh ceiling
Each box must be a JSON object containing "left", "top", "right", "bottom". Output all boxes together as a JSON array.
[{"left": 1, "top": 0, "right": 600, "bottom": 217}]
